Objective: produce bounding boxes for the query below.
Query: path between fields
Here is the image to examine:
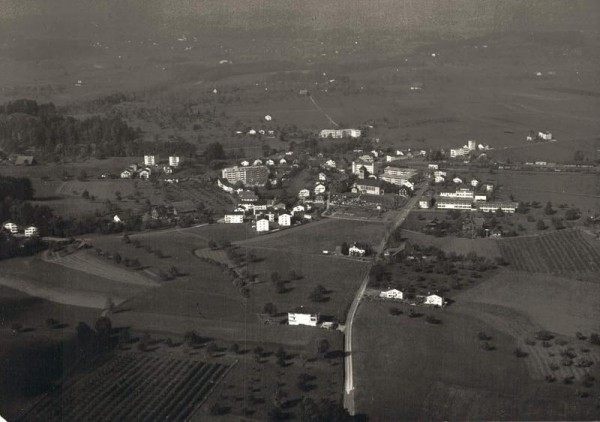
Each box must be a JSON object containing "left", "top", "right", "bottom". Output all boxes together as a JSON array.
[
  {"left": 308, "top": 95, "right": 339, "bottom": 127},
  {"left": 344, "top": 186, "right": 425, "bottom": 415}
]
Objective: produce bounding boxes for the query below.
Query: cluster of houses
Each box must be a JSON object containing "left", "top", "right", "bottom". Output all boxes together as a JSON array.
[
  {"left": 419, "top": 177, "right": 517, "bottom": 213},
  {"left": 526, "top": 130, "right": 554, "bottom": 142},
  {"left": 319, "top": 128, "right": 362, "bottom": 139},
  {"left": 449, "top": 140, "right": 491, "bottom": 159},
  {"left": 2, "top": 222, "right": 39, "bottom": 238},
  {"left": 378, "top": 288, "right": 445, "bottom": 307},
  {"left": 346, "top": 154, "right": 419, "bottom": 197},
  {"left": 234, "top": 128, "right": 276, "bottom": 137},
  {"left": 120, "top": 155, "right": 181, "bottom": 180}
]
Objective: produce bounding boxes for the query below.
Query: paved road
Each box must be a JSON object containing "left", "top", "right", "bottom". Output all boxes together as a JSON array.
[{"left": 343, "top": 186, "right": 425, "bottom": 415}]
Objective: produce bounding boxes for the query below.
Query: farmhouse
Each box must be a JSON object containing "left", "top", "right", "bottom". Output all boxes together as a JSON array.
[
  {"left": 436, "top": 198, "right": 474, "bottom": 210},
  {"left": 428, "top": 164, "right": 439, "bottom": 170},
  {"left": 139, "top": 169, "right": 151, "bottom": 180},
  {"left": 256, "top": 218, "right": 270, "bottom": 232},
  {"left": 292, "top": 205, "right": 306, "bottom": 215},
  {"left": 380, "top": 289, "right": 403, "bottom": 299},
  {"left": 478, "top": 201, "right": 518, "bottom": 213},
  {"left": 221, "top": 165, "right": 269, "bottom": 187},
  {"left": 298, "top": 188, "right": 310, "bottom": 199},
  {"left": 278, "top": 213, "right": 291, "bottom": 227},
  {"left": 453, "top": 177, "right": 463, "bottom": 184},
  {"left": 3, "top": 222, "right": 18, "bottom": 234},
  {"left": 450, "top": 147, "right": 470, "bottom": 158},
  {"left": 319, "top": 128, "right": 361, "bottom": 139},
  {"left": 14, "top": 155, "right": 35, "bottom": 166},
  {"left": 434, "top": 175, "right": 445, "bottom": 184},
  {"left": 353, "top": 179, "right": 383, "bottom": 195},
  {"left": 424, "top": 294, "right": 444, "bottom": 307},
  {"left": 288, "top": 309, "right": 319, "bottom": 327},
  {"left": 120, "top": 170, "right": 133, "bottom": 179},
  {"left": 144, "top": 155, "right": 157, "bottom": 166},
  {"left": 171, "top": 200, "right": 197, "bottom": 215},
  {"left": 318, "top": 172, "right": 327, "bottom": 181},
  {"left": 240, "top": 160, "right": 249, "bottom": 166},
  {"left": 538, "top": 131, "right": 553, "bottom": 140},
  {"left": 349, "top": 244, "right": 367, "bottom": 257},
  {"left": 169, "top": 156, "right": 181, "bottom": 167},
  {"left": 474, "top": 193, "right": 488, "bottom": 202},
  {"left": 224, "top": 212, "right": 244, "bottom": 224},
  {"left": 314, "top": 183, "right": 326, "bottom": 195}
]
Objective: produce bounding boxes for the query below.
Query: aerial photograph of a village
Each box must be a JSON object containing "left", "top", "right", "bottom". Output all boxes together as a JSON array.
[{"left": 0, "top": 1, "right": 599, "bottom": 421}]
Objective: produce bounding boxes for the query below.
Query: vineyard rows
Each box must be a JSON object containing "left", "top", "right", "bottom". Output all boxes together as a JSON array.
[
  {"left": 22, "top": 353, "right": 230, "bottom": 422},
  {"left": 498, "top": 229, "right": 600, "bottom": 274}
]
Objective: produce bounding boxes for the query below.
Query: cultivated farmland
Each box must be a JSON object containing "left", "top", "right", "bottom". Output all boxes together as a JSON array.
[
  {"left": 498, "top": 229, "right": 600, "bottom": 275},
  {"left": 21, "top": 352, "right": 232, "bottom": 422}
]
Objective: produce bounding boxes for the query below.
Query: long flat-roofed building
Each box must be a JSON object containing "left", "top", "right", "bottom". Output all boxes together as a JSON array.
[{"left": 221, "top": 165, "right": 269, "bottom": 187}]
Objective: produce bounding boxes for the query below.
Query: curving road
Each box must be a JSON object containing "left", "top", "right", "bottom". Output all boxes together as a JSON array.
[{"left": 343, "top": 186, "right": 425, "bottom": 415}]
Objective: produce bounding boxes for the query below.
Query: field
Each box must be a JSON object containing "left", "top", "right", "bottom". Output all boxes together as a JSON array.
[
  {"left": 235, "top": 218, "right": 388, "bottom": 255},
  {"left": 21, "top": 352, "right": 232, "bottom": 422},
  {"left": 497, "top": 229, "right": 600, "bottom": 276},
  {"left": 399, "top": 229, "right": 502, "bottom": 258},
  {"left": 353, "top": 300, "right": 600, "bottom": 420},
  {"left": 0, "top": 256, "right": 146, "bottom": 308}
]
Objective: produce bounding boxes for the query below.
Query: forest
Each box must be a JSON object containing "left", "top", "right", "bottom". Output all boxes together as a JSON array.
[{"left": 0, "top": 99, "right": 196, "bottom": 159}]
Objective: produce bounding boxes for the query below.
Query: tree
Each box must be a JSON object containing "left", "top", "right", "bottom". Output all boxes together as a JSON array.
[
  {"left": 113, "top": 253, "right": 122, "bottom": 264},
  {"left": 76, "top": 322, "right": 95, "bottom": 347},
  {"left": 103, "top": 297, "right": 115, "bottom": 313},
  {"left": 122, "top": 234, "right": 131, "bottom": 243},
  {"left": 207, "top": 239, "right": 218, "bottom": 250},
  {"left": 544, "top": 201, "right": 554, "bottom": 215},
  {"left": 82, "top": 189, "right": 90, "bottom": 199},
  {"left": 77, "top": 169, "right": 88, "bottom": 181},
  {"left": 263, "top": 302, "right": 277, "bottom": 315},
  {"left": 288, "top": 269, "right": 299, "bottom": 280},
  {"left": 229, "top": 343, "right": 240, "bottom": 354},
  {"left": 115, "top": 191, "right": 122, "bottom": 201},
  {"left": 565, "top": 208, "right": 580, "bottom": 220},
  {"left": 206, "top": 342, "right": 218, "bottom": 357},
  {"left": 309, "top": 285, "right": 326, "bottom": 302},
  {"left": 204, "top": 142, "right": 225, "bottom": 161},
  {"left": 536, "top": 219, "right": 547, "bottom": 231},
  {"left": 317, "top": 339, "right": 330, "bottom": 357},
  {"left": 275, "top": 280, "right": 286, "bottom": 294},
  {"left": 45, "top": 318, "right": 58, "bottom": 328},
  {"left": 270, "top": 272, "right": 281, "bottom": 284},
  {"left": 574, "top": 150, "right": 585, "bottom": 161},
  {"left": 341, "top": 242, "right": 350, "bottom": 256}
]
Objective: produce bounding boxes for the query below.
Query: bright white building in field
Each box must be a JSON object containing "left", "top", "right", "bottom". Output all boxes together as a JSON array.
[
  {"left": 478, "top": 202, "right": 518, "bottom": 213},
  {"left": 288, "top": 311, "right": 319, "bottom": 326},
  {"left": 319, "top": 128, "right": 361, "bottom": 139},
  {"left": 425, "top": 294, "right": 444, "bottom": 307},
  {"left": 169, "top": 156, "right": 181, "bottom": 167},
  {"left": 380, "top": 289, "right": 404, "bottom": 299}
]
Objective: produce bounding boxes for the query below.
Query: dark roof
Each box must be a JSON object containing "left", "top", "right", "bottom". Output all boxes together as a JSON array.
[
  {"left": 171, "top": 200, "right": 197, "bottom": 213},
  {"left": 356, "top": 178, "right": 380, "bottom": 187}
]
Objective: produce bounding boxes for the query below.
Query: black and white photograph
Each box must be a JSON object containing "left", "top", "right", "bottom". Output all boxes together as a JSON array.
[{"left": 0, "top": 1, "right": 599, "bottom": 421}]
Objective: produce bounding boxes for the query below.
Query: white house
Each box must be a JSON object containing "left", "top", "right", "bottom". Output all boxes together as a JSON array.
[
  {"left": 288, "top": 311, "right": 319, "bottom": 327},
  {"left": 144, "top": 155, "right": 157, "bottom": 166},
  {"left": 113, "top": 215, "right": 123, "bottom": 224},
  {"left": 478, "top": 202, "right": 518, "bottom": 213},
  {"left": 24, "top": 226, "right": 39, "bottom": 237},
  {"left": 163, "top": 166, "right": 173, "bottom": 175},
  {"left": 538, "top": 131, "right": 552, "bottom": 141},
  {"left": 428, "top": 163, "right": 439, "bottom": 170},
  {"left": 474, "top": 193, "right": 488, "bottom": 202},
  {"left": 453, "top": 177, "right": 463, "bottom": 184},
  {"left": 278, "top": 213, "right": 291, "bottom": 227},
  {"left": 314, "top": 183, "right": 326, "bottom": 195},
  {"left": 253, "top": 159, "right": 263, "bottom": 166},
  {"left": 298, "top": 189, "right": 311, "bottom": 199},
  {"left": 434, "top": 175, "right": 445, "bottom": 184},
  {"left": 224, "top": 212, "right": 244, "bottom": 224},
  {"left": 349, "top": 244, "right": 366, "bottom": 257},
  {"left": 470, "top": 179, "right": 479, "bottom": 187},
  {"left": 425, "top": 294, "right": 444, "bottom": 307},
  {"left": 256, "top": 218, "right": 270, "bottom": 232},
  {"left": 169, "top": 156, "right": 181, "bottom": 167},
  {"left": 279, "top": 158, "right": 287, "bottom": 165},
  {"left": 240, "top": 160, "right": 250, "bottom": 167},
  {"left": 3, "top": 222, "right": 18, "bottom": 234},
  {"left": 325, "top": 159, "right": 336, "bottom": 168},
  {"left": 266, "top": 159, "right": 275, "bottom": 166},
  {"left": 292, "top": 205, "right": 306, "bottom": 215},
  {"left": 318, "top": 172, "right": 327, "bottom": 181},
  {"left": 120, "top": 170, "right": 133, "bottom": 179},
  {"left": 248, "top": 129, "right": 257, "bottom": 136},
  {"left": 139, "top": 169, "right": 151, "bottom": 180},
  {"left": 419, "top": 198, "right": 431, "bottom": 209},
  {"left": 380, "top": 289, "right": 404, "bottom": 300},
  {"left": 484, "top": 184, "right": 494, "bottom": 193}
]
